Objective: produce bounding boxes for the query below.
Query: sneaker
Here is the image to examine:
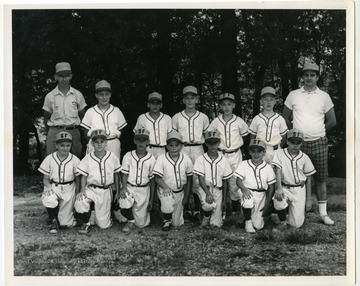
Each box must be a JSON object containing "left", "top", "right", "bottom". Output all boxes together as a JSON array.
[
  {"left": 200, "top": 216, "right": 210, "bottom": 228},
  {"left": 122, "top": 221, "right": 135, "bottom": 234},
  {"left": 193, "top": 212, "right": 202, "bottom": 224},
  {"left": 183, "top": 211, "right": 192, "bottom": 223},
  {"left": 245, "top": 220, "right": 256, "bottom": 233},
  {"left": 321, "top": 215, "right": 334, "bottom": 225},
  {"left": 162, "top": 220, "right": 172, "bottom": 231},
  {"left": 78, "top": 222, "right": 91, "bottom": 234},
  {"left": 89, "top": 210, "right": 96, "bottom": 225},
  {"left": 49, "top": 219, "right": 58, "bottom": 234},
  {"left": 113, "top": 210, "right": 128, "bottom": 223}
]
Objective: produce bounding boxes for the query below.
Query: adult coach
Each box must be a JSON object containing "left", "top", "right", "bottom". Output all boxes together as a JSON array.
[
  {"left": 282, "top": 62, "right": 337, "bottom": 225},
  {"left": 43, "top": 62, "right": 87, "bottom": 158}
]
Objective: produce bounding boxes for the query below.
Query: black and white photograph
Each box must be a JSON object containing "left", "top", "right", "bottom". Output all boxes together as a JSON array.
[{"left": 3, "top": 1, "right": 355, "bottom": 285}]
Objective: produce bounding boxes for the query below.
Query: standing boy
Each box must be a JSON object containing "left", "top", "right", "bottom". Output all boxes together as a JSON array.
[
  {"left": 249, "top": 87, "right": 288, "bottom": 163},
  {"left": 282, "top": 62, "right": 336, "bottom": 225},
  {"left": 234, "top": 139, "right": 276, "bottom": 233},
  {"left": 172, "top": 86, "right": 209, "bottom": 222},
  {"left": 272, "top": 129, "right": 316, "bottom": 229},
  {"left": 209, "top": 93, "right": 249, "bottom": 215},
  {"left": 133, "top": 92, "right": 172, "bottom": 159},
  {"left": 152, "top": 131, "right": 193, "bottom": 231},
  {"left": 118, "top": 128, "right": 156, "bottom": 233},
  {"left": 43, "top": 62, "right": 87, "bottom": 158},
  {"left": 193, "top": 131, "right": 233, "bottom": 228},
  {"left": 38, "top": 131, "right": 80, "bottom": 234},
  {"left": 75, "top": 129, "right": 121, "bottom": 234}
]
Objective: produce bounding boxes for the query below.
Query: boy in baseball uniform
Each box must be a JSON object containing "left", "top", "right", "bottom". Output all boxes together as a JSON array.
[
  {"left": 153, "top": 131, "right": 193, "bottom": 231},
  {"left": 209, "top": 93, "right": 249, "bottom": 216},
  {"left": 249, "top": 87, "right": 288, "bottom": 164},
  {"left": 75, "top": 129, "right": 121, "bottom": 234},
  {"left": 272, "top": 129, "right": 316, "bottom": 229},
  {"left": 133, "top": 92, "right": 172, "bottom": 159},
  {"left": 172, "top": 86, "right": 209, "bottom": 223},
  {"left": 193, "top": 131, "right": 232, "bottom": 228},
  {"left": 118, "top": 128, "right": 156, "bottom": 233},
  {"left": 38, "top": 131, "right": 81, "bottom": 234},
  {"left": 234, "top": 139, "right": 276, "bottom": 233}
]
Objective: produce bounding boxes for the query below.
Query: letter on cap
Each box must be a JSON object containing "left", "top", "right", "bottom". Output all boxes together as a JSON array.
[
  {"left": 55, "top": 131, "right": 72, "bottom": 142},
  {"left": 248, "top": 139, "right": 266, "bottom": 150},
  {"left": 287, "top": 129, "right": 304, "bottom": 139},
  {"left": 91, "top": 129, "right": 107, "bottom": 140},
  {"left": 134, "top": 128, "right": 150, "bottom": 139}
]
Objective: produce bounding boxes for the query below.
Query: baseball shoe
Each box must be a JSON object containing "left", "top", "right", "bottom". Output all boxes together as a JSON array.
[
  {"left": 320, "top": 215, "right": 334, "bottom": 225},
  {"left": 162, "top": 220, "right": 172, "bottom": 231},
  {"left": 200, "top": 216, "right": 210, "bottom": 228},
  {"left": 49, "top": 219, "right": 58, "bottom": 234},
  {"left": 193, "top": 212, "right": 202, "bottom": 224},
  {"left": 78, "top": 222, "right": 91, "bottom": 234},
  {"left": 245, "top": 220, "right": 256, "bottom": 234},
  {"left": 113, "top": 210, "right": 128, "bottom": 223},
  {"left": 122, "top": 221, "right": 135, "bottom": 234},
  {"left": 183, "top": 211, "right": 192, "bottom": 223}
]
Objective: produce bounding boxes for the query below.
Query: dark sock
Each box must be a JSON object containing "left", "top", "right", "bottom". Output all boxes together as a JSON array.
[
  {"left": 163, "top": 213, "right": 172, "bottom": 221},
  {"left": 121, "top": 208, "right": 134, "bottom": 221},
  {"left": 232, "top": 200, "right": 240, "bottom": 213},
  {"left": 80, "top": 211, "right": 91, "bottom": 224},
  {"left": 46, "top": 207, "right": 58, "bottom": 221},
  {"left": 277, "top": 209, "right": 287, "bottom": 221},
  {"left": 203, "top": 210, "right": 212, "bottom": 217},
  {"left": 242, "top": 208, "right": 252, "bottom": 220},
  {"left": 193, "top": 194, "right": 201, "bottom": 212}
]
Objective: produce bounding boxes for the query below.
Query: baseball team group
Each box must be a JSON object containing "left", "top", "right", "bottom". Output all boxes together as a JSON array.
[{"left": 38, "top": 61, "right": 337, "bottom": 235}]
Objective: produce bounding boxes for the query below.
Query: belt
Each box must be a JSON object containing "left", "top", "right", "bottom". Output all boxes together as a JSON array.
[
  {"left": 172, "top": 189, "right": 184, "bottom": 194},
  {"left": 282, "top": 183, "right": 304, "bottom": 188},
  {"left": 273, "top": 145, "right": 279, "bottom": 150},
  {"left": 148, "top": 144, "right": 166, "bottom": 148},
  {"left": 127, "top": 182, "right": 150, "bottom": 188},
  {"left": 183, "top": 143, "right": 203, "bottom": 147},
  {"left": 51, "top": 125, "right": 78, "bottom": 130},
  {"left": 51, "top": 180, "right": 74, "bottom": 186},
  {"left": 249, "top": 188, "right": 266, "bottom": 192},
  {"left": 89, "top": 184, "right": 112, "bottom": 189},
  {"left": 207, "top": 186, "right": 222, "bottom": 190},
  {"left": 218, "top": 148, "right": 240, "bottom": 154}
]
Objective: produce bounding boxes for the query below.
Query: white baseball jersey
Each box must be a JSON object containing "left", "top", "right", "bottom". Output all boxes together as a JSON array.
[
  {"left": 209, "top": 115, "right": 249, "bottom": 151},
  {"left": 193, "top": 153, "right": 233, "bottom": 188},
  {"left": 249, "top": 113, "right": 288, "bottom": 146},
  {"left": 272, "top": 148, "right": 316, "bottom": 185},
  {"left": 121, "top": 150, "right": 156, "bottom": 186},
  {"left": 134, "top": 112, "right": 172, "bottom": 146},
  {"left": 153, "top": 152, "right": 193, "bottom": 192},
  {"left": 38, "top": 152, "right": 80, "bottom": 183},
  {"left": 77, "top": 151, "right": 121, "bottom": 186},
  {"left": 80, "top": 104, "right": 127, "bottom": 139},
  {"left": 172, "top": 110, "right": 209, "bottom": 144},
  {"left": 234, "top": 160, "right": 276, "bottom": 190}
]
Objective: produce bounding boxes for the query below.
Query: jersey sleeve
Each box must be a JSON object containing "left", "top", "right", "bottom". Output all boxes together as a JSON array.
[
  {"left": 112, "top": 154, "right": 122, "bottom": 173},
  {"left": 222, "top": 158, "right": 233, "bottom": 180},
  {"left": 193, "top": 156, "right": 205, "bottom": 177},
  {"left": 233, "top": 161, "right": 246, "bottom": 180},
  {"left": 278, "top": 115, "right": 289, "bottom": 136},
  {"left": 77, "top": 155, "right": 90, "bottom": 176},
  {"left": 152, "top": 156, "right": 164, "bottom": 177},
  {"left": 208, "top": 118, "right": 217, "bottom": 132},
  {"left": 272, "top": 149, "right": 283, "bottom": 169},
  {"left": 203, "top": 114, "right": 210, "bottom": 132},
  {"left": 116, "top": 109, "right": 127, "bottom": 131},
  {"left": 303, "top": 154, "right": 316, "bottom": 176},
  {"left": 248, "top": 116, "right": 258, "bottom": 135},
  {"left": 172, "top": 114, "right": 179, "bottom": 131},
  {"left": 133, "top": 115, "right": 144, "bottom": 132},
  {"left": 120, "top": 152, "right": 131, "bottom": 174},
  {"left": 185, "top": 156, "right": 194, "bottom": 176},
  {"left": 148, "top": 156, "right": 157, "bottom": 179},
  {"left": 166, "top": 115, "right": 173, "bottom": 133},
  {"left": 73, "top": 156, "right": 81, "bottom": 176},
  {"left": 80, "top": 108, "right": 92, "bottom": 130},
  {"left": 239, "top": 118, "right": 249, "bottom": 136},
  {"left": 38, "top": 155, "right": 51, "bottom": 175},
  {"left": 266, "top": 164, "right": 276, "bottom": 185}
]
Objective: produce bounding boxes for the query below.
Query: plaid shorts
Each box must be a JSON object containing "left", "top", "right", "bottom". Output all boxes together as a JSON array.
[{"left": 301, "top": 137, "right": 328, "bottom": 180}]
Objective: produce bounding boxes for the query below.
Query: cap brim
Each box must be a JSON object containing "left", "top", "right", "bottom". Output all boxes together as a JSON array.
[
  {"left": 205, "top": 138, "right": 220, "bottom": 144},
  {"left": 219, "top": 97, "right": 235, "bottom": 102},
  {"left": 134, "top": 135, "right": 149, "bottom": 140},
  {"left": 261, "top": 93, "right": 276, "bottom": 97},
  {"left": 91, "top": 135, "right": 107, "bottom": 141},
  {"left": 248, "top": 145, "right": 265, "bottom": 151},
  {"left": 148, "top": 98, "right": 162, "bottom": 102},
  {"left": 55, "top": 139, "right": 72, "bottom": 143},
  {"left": 96, "top": 88, "right": 112, "bottom": 93},
  {"left": 167, "top": 138, "right": 182, "bottom": 144},
  {"left": 287, "top": 137, "right": 303, "bottom": 143}
]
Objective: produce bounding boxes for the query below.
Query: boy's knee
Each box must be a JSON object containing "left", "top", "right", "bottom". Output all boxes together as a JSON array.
[
  {"left": 42, "top": 193, "right": 59, "bottom": 208},
  {"left": 159, "top": 196, "right": 174, "bottom": 213},
  {"left": 272, "top": 197, "right": 288, "bottom": 210},
  {"left": 202, "top": 202, "right": 216, "bottom": 212},
  {"left": 241, "top": 198, "right": 254, "bottom": 208},
  {"left": 74, "top": 197, "right": 91, "bottom": 213}
]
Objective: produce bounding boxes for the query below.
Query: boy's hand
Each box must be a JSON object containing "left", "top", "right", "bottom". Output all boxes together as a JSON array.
[
  {"left": 274, "top": 188, "right": 284, "bottom": 201},
  {"left": 76, "top": 192, "right": 86, "bottom": 200},
  {"left": 163, "top": 188, "right": 172, "bottom": 197},
  {"left": 242, "top": 188, "right": 252, "bottom": 200},
  {"left": 119, "top": 189, "right": 127, "bottom": 200},
  {"left": 44, "top": 186, "right": 52, "bottom": 196},
  {"left": 205, "top": 193, "right": 214, "bottom": 204}
]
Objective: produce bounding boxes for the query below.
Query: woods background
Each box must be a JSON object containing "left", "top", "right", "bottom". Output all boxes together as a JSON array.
[{"left": 12, "top": 9, "right": 346, "bottom": 177}]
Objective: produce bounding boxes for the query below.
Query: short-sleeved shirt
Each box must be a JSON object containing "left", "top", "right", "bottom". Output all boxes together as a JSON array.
[
  {"left": 234, "top": 160, "right": 276, "bottom": 190},
  {"left": 77, "top": 151, "right": 121, "bottom": 186},
  {"left": 272, "top": 148, "right": 316, "bottom": 185},
  {"left": 134, "top": 112, "right": 172, "bottom": 146},
  {"left": 80, "top": 104, "right": 127, "bottom": 139},
  {"left": 42, "top": 86, "right": 87, "bottom": 126},
  {"left": 284, "top": 87, "right": 334, "bottom": 141},
  {"left": 38, "top": 152, "right": 80, "bottom": 183},
  {"left": 172, "top": 110, "right": 209, "bottom": 144},
  {"left": 193, "top": 153, "right": 233, "bottom": 188},
  {"left": 209, "top": 115, "right": 249, "bottom": 151},
  {"left": 121, "top": 150, "right": 156, "bottom": 186},
  {"left": 152, "top": 152, "right": 193, "bottom": 191},
  {"left": 249, "top": 113, "right": 288, "bottom": 146}
]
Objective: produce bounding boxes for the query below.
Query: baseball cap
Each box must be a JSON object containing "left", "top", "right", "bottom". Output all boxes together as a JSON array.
[
  {"left": 219, "top": 93, "right": 235, "bottom": 102},
  {"left": 134, "top": 128, "right": 150, "bottom": 140},
  {"left": 166, "top": 130, "right": 183, "bottom": 144},
  {"left": 302, "top": 62, "right": 320, "bottom": 72},
  {"left": 182, "top": 86, "right": 198, "bottom": 96},
  {"left": 148, "top": 92, "right": 162, "bottom": 102},
  {"left": 248, "top": 139, "right": 266, "bottom": 151},
  {"left": 95, "top": 80, "right": 112, "bottom": 92},
  {"left": 204, "top": 131, "right": 221, "bottom": 143},
  {"left": 91, "top": 129, "right": 107, "bottom": 141},
  {"left": 55, "top": 62, "right": 72, "bottom": 74},
  {"left": 55, "top": 131, "right": 72, "bottom": 143},
  {"left": 260, "top": 87, "right": 277, "bottom": 98},
  {"left": 287, "top": 129, "right": 304, "bottom": 142}
]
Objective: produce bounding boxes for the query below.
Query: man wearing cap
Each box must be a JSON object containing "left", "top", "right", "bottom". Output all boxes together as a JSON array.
[
  {"left": 133, "top": 91, "right": 172, "bottom": 159},
  {"left": 43, "top": 62, "right": 87, "bottom": 158},
  {"left": 282, "top": 62, "right": 337, "bottom": 225},
  {"left": 80, "top": 80, "right": 127, "bottom": 160}
]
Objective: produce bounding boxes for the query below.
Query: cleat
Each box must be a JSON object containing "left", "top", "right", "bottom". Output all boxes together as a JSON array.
[
  {"left": 320, "top": 215, "right": 334, "bottom": 225},
  {"left": 162, "top": 220, "right": 172, "bottom": 231},
  {"left": 49, "top": 219, "right": 58, "bottom": 234},
  {"left": 113, "top": 210, "right": 128, "bottom": 223},
  {"left": 245, "top": 220, "right": 256, "bottom": 233},
  {"left": 200, "top": 216, "right": 210, "bottom": 228},
  {"left": 122, "top": 221, "right": 135, "bottom": 234},
  {"left": 78, "top": 222, "right": 91, "bottom": 234}
]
